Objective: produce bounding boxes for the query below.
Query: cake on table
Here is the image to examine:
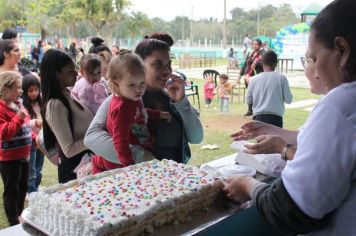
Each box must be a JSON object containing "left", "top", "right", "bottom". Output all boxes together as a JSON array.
[{"left": 26, "top": 159, "right": 224, "bottom": 236}]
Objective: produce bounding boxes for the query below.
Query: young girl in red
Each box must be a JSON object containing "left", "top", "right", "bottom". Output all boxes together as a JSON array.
[
  {"left": 0, "top": 72, "right": 33, "bottom": 225},
  {"left": 203, "top": 75, "right": 215, "bottom": 107}
]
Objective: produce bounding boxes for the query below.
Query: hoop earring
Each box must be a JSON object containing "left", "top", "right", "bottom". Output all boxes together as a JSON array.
[{"left": 339, "top": 64, "right": 344, "bottom": 72}]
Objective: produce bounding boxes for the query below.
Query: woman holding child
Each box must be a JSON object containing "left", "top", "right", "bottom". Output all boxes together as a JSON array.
[{"left": 85, "top": 33, "right": 203, "bottom": 169}]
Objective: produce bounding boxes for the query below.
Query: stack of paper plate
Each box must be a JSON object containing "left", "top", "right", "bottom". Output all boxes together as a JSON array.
[{"left": 218, "top": 164, "right": 256, "bottom": 178}]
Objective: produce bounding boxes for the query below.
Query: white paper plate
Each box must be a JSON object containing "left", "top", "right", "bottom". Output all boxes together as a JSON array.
[{"left": 218, "top": 164, "right": 256, "bottom": 178}]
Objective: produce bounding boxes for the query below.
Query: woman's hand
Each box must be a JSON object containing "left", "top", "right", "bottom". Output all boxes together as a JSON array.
[
  {"left": 243, "top": 135, "right": 286, "bottom": 155},
  {"left": 223, "top": 176, "right": 259, "bottom": 203},
  {"left": 231, "top": 121, "right": 276, "bottom": 141},
  {"left": 166, "top": 73, "right": 185, "bottom": 103}
]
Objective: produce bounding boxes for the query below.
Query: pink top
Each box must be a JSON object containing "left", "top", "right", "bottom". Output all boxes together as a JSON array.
[
  {"left": 72, "top": 78, "right": 109, "bottom": 114},
  {"left": 204, "top": 82, "right": 215, "bottom": 99}
]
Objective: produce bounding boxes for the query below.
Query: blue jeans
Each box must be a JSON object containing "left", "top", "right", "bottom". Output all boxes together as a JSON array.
[
  {"left": 219, "top": 97, "right": 229, "bottom": 114},
  {"left": 28, "top": 145, "right": 44, "bottom": 193}
]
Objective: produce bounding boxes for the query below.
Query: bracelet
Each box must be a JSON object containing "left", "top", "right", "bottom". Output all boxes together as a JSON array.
[{"left": 281, "top": 144, "right": 292, "bottom": 161}]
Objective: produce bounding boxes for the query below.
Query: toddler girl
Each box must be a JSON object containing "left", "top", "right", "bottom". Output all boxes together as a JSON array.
[
  {"left": 22, "top": 74, "right": 43, "bottom": 193},
  {"left": 0, "top": 71, "right": 33, "bottom": 225},
  {"left": 72, "top": 53, "right": 108, "bottom": 114},
  {"left": 203, "top": 75, "right": 215, "bottom": 107},
  {"left": 92, "top": 51, "right": 170, "bottom": 174},
  {"left": 216, "top": 74, "right": 232, "bottom": 114}
]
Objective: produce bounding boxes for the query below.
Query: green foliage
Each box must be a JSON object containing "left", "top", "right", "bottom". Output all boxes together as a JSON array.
[
  {"left": 229, "top": 4, "right": 299, "bottom": 39},
  {"left": 0, "top": 0, "right": 22, "bottom": 31},
  {"left": 1, "top": 1, "right": 299, "bottom": 47}
]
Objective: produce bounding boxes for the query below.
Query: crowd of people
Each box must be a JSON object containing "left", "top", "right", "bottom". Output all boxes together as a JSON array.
[
  {"left": 0, "top": 1, "right": 354, "bottom": 235},
  {"left": 0, "top": 31, "right": 203, "bottom": 226}
]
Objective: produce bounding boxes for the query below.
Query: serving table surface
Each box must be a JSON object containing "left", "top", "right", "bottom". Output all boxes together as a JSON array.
[{"left": 0, "top": 153, "right": 284, "bottom": 236}]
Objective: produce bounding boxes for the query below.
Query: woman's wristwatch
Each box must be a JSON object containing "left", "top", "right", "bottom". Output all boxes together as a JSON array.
[{"left": 281, "top": 143, "right": 292, "bottom": 161}]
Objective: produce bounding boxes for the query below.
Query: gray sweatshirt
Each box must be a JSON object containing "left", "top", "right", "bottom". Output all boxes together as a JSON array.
[{"left": 246, "top": 71, "right": 293, "bottom": 117}]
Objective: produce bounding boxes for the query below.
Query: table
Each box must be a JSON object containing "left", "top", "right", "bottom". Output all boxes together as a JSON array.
[
  {"left": 0, "top": 154, "right": 286, "bottom": 236},
  {"left": 277, "top": 58, "right": 294, "bottom": 74}
]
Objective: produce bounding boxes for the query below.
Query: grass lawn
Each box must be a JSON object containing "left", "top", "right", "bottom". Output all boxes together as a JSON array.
[{"left": 0, "top": 82, "right": 319, "bottom": 229}]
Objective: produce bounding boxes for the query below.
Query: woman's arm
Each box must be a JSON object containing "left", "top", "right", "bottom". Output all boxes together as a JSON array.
[
  {"left": 84, "top": 95, "right": 119, "bottom": 164},
  {"left": 243, "top": 135, "right": 296, "bottom": 160},
  {"left": 173, "top": 96, "right": 203, "bottom": 144},
  {"left": 166, "top": 74, "right": 203, "bottom": 144},
  {"left": 46, "top": 100, "right": 87, "bottom": 157},
  {"left": 224, "top": 176, "right": 328, "bottom": 234}
]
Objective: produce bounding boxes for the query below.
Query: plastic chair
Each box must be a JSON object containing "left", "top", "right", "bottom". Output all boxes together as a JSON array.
[
  {"left": 175, "top": 71, "right": 200, "bottom": 110},
  {"left": 227, "top": 67, "right": 245, "bottom": 103},
  {"left": 185, "top": 80, "right": 200, "bottom": 110},
  {"left": 203, "top": 69, "right": 220, "bottom": 87}
]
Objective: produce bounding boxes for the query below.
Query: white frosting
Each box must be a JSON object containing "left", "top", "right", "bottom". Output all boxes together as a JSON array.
[{"left": 28, "top": 160, "right": 223, "bottom": 235}]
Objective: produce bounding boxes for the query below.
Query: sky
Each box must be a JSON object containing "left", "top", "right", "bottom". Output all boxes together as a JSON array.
[{"left": 128, "top": 0, "right": 333, "bottom": 21}]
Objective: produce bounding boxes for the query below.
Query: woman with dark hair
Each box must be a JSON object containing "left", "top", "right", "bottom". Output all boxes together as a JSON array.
[
  {"left": 40, "top": 49, "right": 94, "bottom": 183},
  {"left": 225, "top": 1, "right": 356, "bottom": 235},
  {"left": 85, "top": 35, "right": 203, "bottom": 165},
  {"left": 0, "top": 39, "right": 27, "bottom": 76},
  {"left": 239, "top": 38, "right": 264, "bottom": 116}
]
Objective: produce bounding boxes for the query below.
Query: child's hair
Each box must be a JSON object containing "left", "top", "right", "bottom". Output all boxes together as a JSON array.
[
  {"left": 219, "top": 74, "right": 229, "bottom": 80},
  {"left": 98, "top": 50, "right": 112, "bottom": 66},
  {"left": 0, "top": 71, "right": 21, "bottom": 98},
  {"left": 22, "top": 74, "right": 42, "bottom": 119},
  {"left": 80, "top": 53, "right": 102, "bottom": 75},
  {"left": 108, "top": 51, "right": 146, "bottom": 92},
  {"left": 262, "top": 50, "right": 278, "bottom": 69}
]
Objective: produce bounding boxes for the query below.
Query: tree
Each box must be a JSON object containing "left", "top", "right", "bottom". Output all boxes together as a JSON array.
[
  {"left": 150, "top": 17, "right": 171, "bottom": 35},
  {"left": 25, "top": 0, "right": 59, "bottom": 39},
  {"left": 0, "top": 0, "right": 23, "bottom": 31},
  {"left": 126, "top": 11, "right": 151, "bottom": 40},
  {"left": 77, "top": 0, "right": 130, "bottom": 39}
]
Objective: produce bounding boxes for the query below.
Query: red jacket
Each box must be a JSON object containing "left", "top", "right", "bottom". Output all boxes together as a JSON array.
[
  {"left": 0, "top": 100, "right": 32, "bottom": 161},
  {"left": 107, "top": 95, "right": 160, "bottom": 167}
]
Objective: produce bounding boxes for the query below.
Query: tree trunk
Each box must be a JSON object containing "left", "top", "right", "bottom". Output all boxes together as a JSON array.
[{"left": 41, "top": 26, "right": 46, "bottom": 40}]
